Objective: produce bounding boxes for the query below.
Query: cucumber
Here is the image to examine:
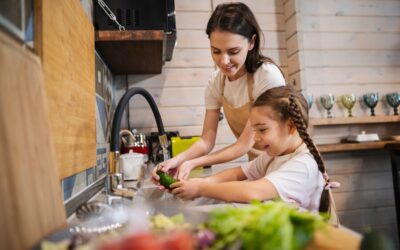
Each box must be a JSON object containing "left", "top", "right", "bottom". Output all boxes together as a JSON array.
[{"left": 157, "top": 170, "right": 177, "bottom": 190}]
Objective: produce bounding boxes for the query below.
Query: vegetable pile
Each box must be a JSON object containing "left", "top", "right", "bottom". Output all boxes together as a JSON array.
[
  {"left": 41, "top": 201, "right": 326, "bottom": 250},
  {"left": 206, "top": 201, "right": 325, "bottom": 250}
]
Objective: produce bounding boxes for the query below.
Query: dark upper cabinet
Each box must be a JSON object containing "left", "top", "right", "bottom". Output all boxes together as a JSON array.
[{"left": 93, "top": 0, "right": 176, "bottom": 74}]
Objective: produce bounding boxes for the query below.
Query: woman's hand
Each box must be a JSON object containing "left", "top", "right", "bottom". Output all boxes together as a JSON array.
[
  {"left": 170, "top": 178, "right": 205, "bottom": 200},
  {"left": 151, "top": 159, "right": 197, "bottom": 186},
  {"left": 174, "top": 160, "right": 197, "bottom": 180},
  {"left": 151, "top": 158, "right": 180, "bottom": 187}
]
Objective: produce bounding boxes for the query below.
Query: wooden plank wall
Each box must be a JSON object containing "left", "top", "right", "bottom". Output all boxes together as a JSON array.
[
  {"left": 284, "top": 0, "right": 400, "bottom": 244},
  {"left": 123, "top": 0, "right": 286, "bottom": 167}
]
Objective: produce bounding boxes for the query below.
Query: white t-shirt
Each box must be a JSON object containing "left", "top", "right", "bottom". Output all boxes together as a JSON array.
[
  {"left": 205, "top": 62, "right": 285, "bottom": 109},
  {"left": 241, "top": 143, "right": 325, "bottom": 212}
]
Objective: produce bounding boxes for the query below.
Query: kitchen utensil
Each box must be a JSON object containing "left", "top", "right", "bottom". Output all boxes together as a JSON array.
[
  {"left": 132, "top": 129, "right": 149, "bottom": 160},
  {"left": 120, "top": 129, "right": 136, "bottom": 154},
  {"left": 120, "top": 151, "right": 145, "bottom": 180}
]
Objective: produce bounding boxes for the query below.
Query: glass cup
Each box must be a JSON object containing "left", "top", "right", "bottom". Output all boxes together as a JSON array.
[
  {"left": 363, "top": 93, "right": 379, "bottom": 116},
  {"left": 341, "top": 94, "right": 356, "bottom": 117},
  {"left": 386, "top": 92, "right": 400, "bottom": 115},
  {"left": 305, "top": 93, "right": 313, "bottom": 109},
  {"left": 320, "top": 94, "right": 335, "bottom": 118}
]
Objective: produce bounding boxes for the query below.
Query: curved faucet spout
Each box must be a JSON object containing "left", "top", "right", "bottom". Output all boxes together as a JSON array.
[
  {"left": 111, "top": 87, "right": 165, "bottom": 152},
  {"left": 108, "top": 87, "right": 169, "bottom": 194}
]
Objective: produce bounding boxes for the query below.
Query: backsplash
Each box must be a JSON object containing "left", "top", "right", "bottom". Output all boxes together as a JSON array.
[{"left": 62, "top": 52, "right": 115, "bottom": 201}]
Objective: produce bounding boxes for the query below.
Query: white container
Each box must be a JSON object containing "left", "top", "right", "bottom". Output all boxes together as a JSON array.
[{"left": 120, "top": 151, "right": 145, "bottom": 180}]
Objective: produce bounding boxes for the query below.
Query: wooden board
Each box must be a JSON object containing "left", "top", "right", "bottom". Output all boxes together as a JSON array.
[
  {"left": 37, "top": 0, "right": 96, "bottom": 179},
  {"left": 0, "top": 30, "right": 66, "bottom": 250}
]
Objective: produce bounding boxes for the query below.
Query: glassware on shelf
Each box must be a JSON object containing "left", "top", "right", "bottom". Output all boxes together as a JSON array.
[
  {"left": 304, "top": 93, "right": 313, "bottom": 109},
  {"left": 363, "top": 93, "right": 379, "bottom": 116},
  {"left": 386, "top": 92, "right": 400, "bottom": 115},
  {"left": 320, "top": 94, "right": 335, "bottom": 118},
  {"left": 340, "top": 94, "right": 357, "bottom": 117}
]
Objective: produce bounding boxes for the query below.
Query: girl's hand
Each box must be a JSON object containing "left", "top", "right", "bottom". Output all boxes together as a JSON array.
[{"left": 170, "top": 178, "right": 204, "bottom": 200}]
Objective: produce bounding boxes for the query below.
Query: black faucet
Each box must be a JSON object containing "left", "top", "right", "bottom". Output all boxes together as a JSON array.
[{"left": 108, "top": 87, "right": 169, "bottom": 194}]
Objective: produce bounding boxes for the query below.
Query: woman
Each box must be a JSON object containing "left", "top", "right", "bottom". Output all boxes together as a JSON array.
[{"left": 154, "top": 2, "right": 285, "bottom": 181}]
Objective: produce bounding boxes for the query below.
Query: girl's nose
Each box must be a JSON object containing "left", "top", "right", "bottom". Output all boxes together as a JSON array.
[{"left": 254, "top": 133, "right": 261, "bottom": 142}]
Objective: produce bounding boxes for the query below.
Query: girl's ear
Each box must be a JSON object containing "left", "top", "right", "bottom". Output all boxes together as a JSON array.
[
  {"left": 249, "top": 34, "right": 256, "bottom": 51},
  {"left": 288, "top": 119, "right": 297, "bottom": 134}
]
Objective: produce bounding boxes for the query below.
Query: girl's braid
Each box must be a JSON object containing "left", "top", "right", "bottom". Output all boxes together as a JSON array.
[
  {"left": 288, "top": 95, "right": 326, "bottom": 175},
  {"left": 288, "top": 94, "right": 331, "bottom": 212}
]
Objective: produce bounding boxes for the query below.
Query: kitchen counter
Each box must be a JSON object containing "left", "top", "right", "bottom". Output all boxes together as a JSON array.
[{"left": 64, "top": 164, "right": 362, "bottom": 250}]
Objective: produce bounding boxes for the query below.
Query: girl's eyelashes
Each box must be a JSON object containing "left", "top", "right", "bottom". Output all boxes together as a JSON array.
[{"left": 253, "top": 127, "right": 268, "bottom": 133}]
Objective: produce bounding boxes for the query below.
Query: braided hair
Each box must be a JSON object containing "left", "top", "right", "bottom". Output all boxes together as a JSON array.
[{"left": 252, "top": 86, "right": 330, "bottom": 213}]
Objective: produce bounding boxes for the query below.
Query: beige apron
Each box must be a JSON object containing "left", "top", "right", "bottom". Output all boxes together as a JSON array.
[{"left": 221, "top": 74, "right": 264, "bottom": 161}]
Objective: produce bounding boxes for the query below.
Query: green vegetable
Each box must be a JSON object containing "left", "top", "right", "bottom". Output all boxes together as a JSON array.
[
  {"left": 157, "top": 170, "right": 177, "bottom": 190},
  {"left": 150, "top": 213, "right": 189, "bottom": 231},
  {"left": 207, "top": 201, "right": 325, "bottom": 250}
]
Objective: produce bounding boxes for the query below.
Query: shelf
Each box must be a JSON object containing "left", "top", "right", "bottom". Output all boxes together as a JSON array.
[
  {"left": 310, "top": 115, "right": 400, "bottom": 126},
  {"left": 95, "top": 30, "right": 165, "bottom": 74},
  {"left": 317, "top": 140, "right": 397, "bottom": 153}
]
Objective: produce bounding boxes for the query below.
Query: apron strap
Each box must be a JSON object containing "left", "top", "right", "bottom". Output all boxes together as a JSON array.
[
  {"left": 247, "top": 74, "right": 254, "bottom": 103},
  {"left": 221, "top": 75, "right": 226, "bottom": 97}
]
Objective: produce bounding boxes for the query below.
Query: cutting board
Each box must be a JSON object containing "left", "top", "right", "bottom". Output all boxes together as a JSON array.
[
  {"left": 0, "top": 31, "right": 66, "bottom": 249},
  {"left": 37, "top": 0, "right": 96, "bottom": 179}
]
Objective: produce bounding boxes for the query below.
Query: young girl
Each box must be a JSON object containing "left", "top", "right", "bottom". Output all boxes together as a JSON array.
[
  {"left": 169, "top": 86, "right": 333, "bottom": 213},
  {"left": 153, "top": 2, "right": 285, "bottom": 181}
]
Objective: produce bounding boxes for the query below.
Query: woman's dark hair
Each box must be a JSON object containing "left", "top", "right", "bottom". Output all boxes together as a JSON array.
[
  {"left": 252, "top": 86, "right": 331, "bottom": 213},
  {"left": 206, "top": 2, "right": 281, "bottom": 74}
]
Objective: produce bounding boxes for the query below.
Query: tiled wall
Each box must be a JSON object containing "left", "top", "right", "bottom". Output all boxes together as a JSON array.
[{"left": 62, "top": 52, "right": 115, "bottom": 201}]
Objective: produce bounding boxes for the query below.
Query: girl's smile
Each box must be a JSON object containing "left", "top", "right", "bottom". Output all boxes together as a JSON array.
[{"left": 250, "top": 106, "right": 303, "bottom": 157}]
